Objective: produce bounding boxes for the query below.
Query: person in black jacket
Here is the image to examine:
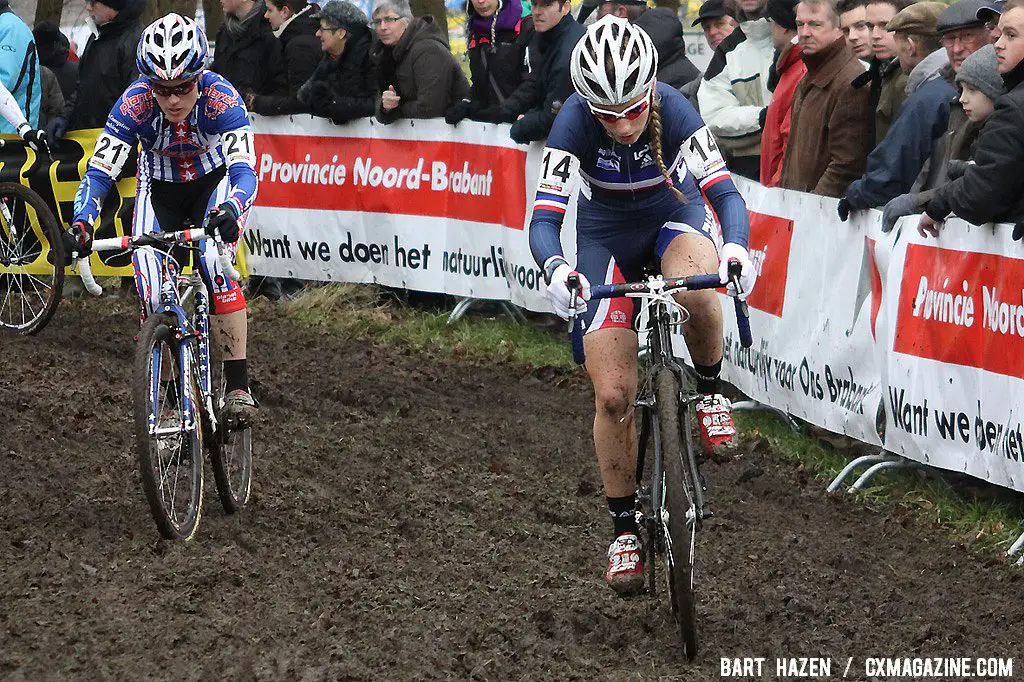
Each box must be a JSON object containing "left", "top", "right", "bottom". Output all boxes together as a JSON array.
[
  {"left": 47, "top": 0, "right": 145, "bottom": 138},
  {"left": 213, "top": 0, "right": 288, "bottom": 99},
  {"left": 446, "top": 0, "right": 536, "bottom": 124},
  {"left": 33, "top": 21, "right": 79, "bottom": 100},
  {"left": 508, "top": 0, "right": 585, "bottom": 143},
  {"left": 295, "top": 0, "right": 377, "bottom": 123},
  {"left": 634, "top": 7, "right": 700, "bottom": 90},
  {"left": 919, "top": 0, "right": 1024, "bottom": 234},
  {"left": 247, "top": 0, "right": 321, "bottom": 115}
]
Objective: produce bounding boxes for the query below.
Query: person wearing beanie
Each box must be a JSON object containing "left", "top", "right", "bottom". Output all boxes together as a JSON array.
[
  {"left": 0, "top": 0, "right": 42, "bottom": 133},
  {"left": 33, "top": 21, "right": 79, "bottom": 100},
  {"left": 759, "top": 0, "right": 805, "bottom": 185},
  {"left": 839, "top": 1, "right": 956, "bottom": 217},
  {"left": 47, "top": 0, "right": 146, "bottom": 139}
]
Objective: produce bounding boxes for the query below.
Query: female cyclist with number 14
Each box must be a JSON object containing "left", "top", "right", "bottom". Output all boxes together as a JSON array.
[
  {"left": 64, "top": 13, "right": 259, "bottom": 422},
  {"left": 529, "top": 16, "right": 757, "bottom": 595}
]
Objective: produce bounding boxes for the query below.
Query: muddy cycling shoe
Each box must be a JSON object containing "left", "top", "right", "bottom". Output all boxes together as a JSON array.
[
  {"left": 696, "top": 393, "right": 736, "bottom": 454},
  {"left": 604, "top": 532, "right": 645, "bottom": 595},
  {"left": 222, "top": 389, "right": 257, "bottom": 425}
]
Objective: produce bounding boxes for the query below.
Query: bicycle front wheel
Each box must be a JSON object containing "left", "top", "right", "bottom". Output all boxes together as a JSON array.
[
  {"left": 133, "top": 314, "right": 204, "bottom": 540},
  {"left": 0, "top": 182, "right": 64, "bottom": 334},
  {"left": 655, "top": 368, "right": 699, "bottom": 660}
]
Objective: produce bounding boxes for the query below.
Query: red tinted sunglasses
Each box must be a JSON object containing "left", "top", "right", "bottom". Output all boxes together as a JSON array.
[
  {"left": 588, "top": 96, "right": 650, "bottom": 123},
  {"left": 151, "top": 79, "right": 198, "bottom": 97}
]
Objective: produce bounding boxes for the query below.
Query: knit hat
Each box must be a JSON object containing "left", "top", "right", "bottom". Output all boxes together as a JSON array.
[
  {"left": 886, "top": 2, "right": 946, "bottom": 35},
  {"left": 93, "top": 0, "right": 128, "bottom": 11},
  {"left": 955, "top": 44, "right": 1004, "bottom": 100},
  {"left": 765, "top": 0, "right": 798, "bottom": 30},
  {"left": 313, "top": 0, "right": 370, "bottom": 30}
]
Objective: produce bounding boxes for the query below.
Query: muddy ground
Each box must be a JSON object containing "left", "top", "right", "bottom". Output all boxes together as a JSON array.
[{"left": 1, "top": 296, "right": 1022, "bottom": 681}]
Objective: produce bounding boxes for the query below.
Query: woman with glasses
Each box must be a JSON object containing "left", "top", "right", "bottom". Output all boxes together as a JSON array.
[
  {"left": 370, "top": 0, "right": 470, "bottom": 123},
  {"left": 64, "top": 14, "right": 260, "bottom": 423},
  {"left": 528, "top": 16, "right": 756, "bottom": 595}
]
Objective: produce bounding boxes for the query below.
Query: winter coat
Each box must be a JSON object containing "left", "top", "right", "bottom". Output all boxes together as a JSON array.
[
  {"left": 373, "top": 16, "right": 471, "bottom": 123},
  {"left": 251, "top": 8, "right": 323, "bottom": 115},
  {"left": 635, "top": 8, "right": 700, "bottom": 91},
  {"left": 0, "top": 8, "right": 42, "bottom": 132},
  {"left": 852, "top": 56, "right": 907, "bottom": 148},
  {"left": 38, "top": 65, "right": 64, "bottom": 128},
  {"left": 508, "top": 12, "right": 585, "bottom": 143},
  {"left": 295, "top": 28, "right": 377, "bottom": 124},
  {"left": 779, "top": 37, "right": 870, "bottom": 197},
  {"left": 844, "top": 49, "right": 955, "bottom": 210},
  {"left": 912, "top": 64, "right": 974, "bottom": 195},
  {"left": 212, "top": 1, "right": 288, "bottom": 97},
  {"left": 697, "top": 17, "right": 774, "bottom": 161},
  {"left": 760, "top": 42, "right": 806, "bottom": 187},
  {"left": 924, "top": 58, "right": 1024, "bottom": 225},
  {"left": 37, "top": 30, "right": 78, "bottom": 101},
  {"left": 465, "top": 8, "right": 535, "bottom": 120}
]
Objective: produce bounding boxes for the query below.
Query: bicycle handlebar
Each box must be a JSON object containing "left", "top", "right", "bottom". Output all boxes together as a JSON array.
[{"left": 75, "top": 227, "right": 241, "bottom": 296}]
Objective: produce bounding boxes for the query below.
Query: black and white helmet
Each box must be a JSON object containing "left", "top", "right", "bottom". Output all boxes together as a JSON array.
[
  {"left": 136, "top": 13, "right": 209, "bottom": 82},
  {"left": 570, "top": 15, "right": 658, "bottom": 107}
]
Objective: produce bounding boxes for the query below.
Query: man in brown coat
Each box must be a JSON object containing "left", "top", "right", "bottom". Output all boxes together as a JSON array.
[{"left": 779, "top": 0, "right": 870, "bottom": 196}]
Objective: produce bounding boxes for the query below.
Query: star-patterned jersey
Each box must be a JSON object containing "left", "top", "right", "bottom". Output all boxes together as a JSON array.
[
  {"left": 529, "top": 82, "right": 749, "bottom": 267},
  {"left": 73, "top": 71, "right": 258, "bottom": 226}
]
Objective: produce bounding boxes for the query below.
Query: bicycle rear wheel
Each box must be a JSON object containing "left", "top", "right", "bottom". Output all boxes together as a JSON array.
[
  {"left": 208, "top": 351, "right": 253, "bottom": 513},
  {"left": 655, "top": 368, "right": 699, "bottom": 660},
  {"left": 133, "top": 313, "right": 204, "bottom": 540},
  {"left": 0, "top": 182, "right": 64, "bottom": 334}
]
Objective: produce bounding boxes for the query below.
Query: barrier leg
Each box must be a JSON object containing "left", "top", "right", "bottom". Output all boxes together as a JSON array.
[
  {"left": 826, "top": 454, "right": 893, "bottom": 493},
  {"left": 1008, "top": 530, "right": 1024, "bottom": 562},
  {"left": 499, "top": 301, "right": 528, "bottom": 325},
  {"left": 847, "top": 456, "right": 917, "bottom": 493},
  {"left": 447, "top": 297, "right": 478, "bottom": 324},
  {"left": 733, "top": 400, "right": 800, "bottom": 432}
]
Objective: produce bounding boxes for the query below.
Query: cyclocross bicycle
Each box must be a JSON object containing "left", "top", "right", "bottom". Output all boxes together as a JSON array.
[
  {"left": 0, "top": 182, "right": 64, "bottom": 334},
  {"left": 75, "top": 227, "right": 252, "bottom": 540},
  {"left": 568, "top": 263, "right": 752, "bottom": 660}
]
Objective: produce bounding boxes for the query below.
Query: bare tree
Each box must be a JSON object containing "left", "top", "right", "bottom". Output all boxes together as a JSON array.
[
  {"left": 144, "top": 0, "right": 199, "bottom": 23},
  {"left": 202, "top": 0, "right": 224, "bottom": 39},
  {"left": 410, "top": 0, "right": 448, "bottom": 38},
  {"left": 35, "top": 0, "right": 65, "bottom": 25}
]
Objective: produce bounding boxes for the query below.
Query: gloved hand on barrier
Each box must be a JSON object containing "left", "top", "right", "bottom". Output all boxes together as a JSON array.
[
  {"left": 206, "top": 202, "right": 241, "bottom": 243},
  {"left": 719, "top": 243, "right": 757, "bottom": 299},
  {"left": 17, "top": 123, "right": 50, "bottom": 154},
  {"left": 545, "top": 259, "right": 589, "bottom": 320},
  {"left": 882, "top": 193, "right": 918, "bottom": 233},
  {"left": 63, "top": 220, "right": 93, "bottom": 263},
  {"left": 45, "top": 115, "right": 68, "bottom": 141},
  {"left": 837, "top": 197, "right": 852, "bottom": 222},
  {"left": 445, "top": 99, "right": 472, "bottom": 125}
]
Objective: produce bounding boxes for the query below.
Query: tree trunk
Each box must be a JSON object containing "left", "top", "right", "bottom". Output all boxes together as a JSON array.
[
  {"left": 202, "top": 0, "right": 225, "bottom": 40},
  {"left": 34, "top": 0, "right": 65, "bottom": 25},
  {"left": 410, "top": 0, "right": 449, "bottom": 43},
  {"left": 654, "top": 0, "right": 682, "bottom": 11},
  {"left": 144, "top": 0, "right": 199, "bottom": 25}
]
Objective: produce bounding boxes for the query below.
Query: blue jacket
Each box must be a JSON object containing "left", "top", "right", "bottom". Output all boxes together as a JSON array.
[
  {"left": 845, "top": 50, "right": 955, "bottom": 210},
  {"left": 0, "top": 8, "right": 41, "bottom": 132}
]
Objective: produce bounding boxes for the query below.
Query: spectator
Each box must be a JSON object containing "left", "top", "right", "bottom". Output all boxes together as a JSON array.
[
  {"left": 372, "top": 0, "right": 471, "bottom": 123},
  {"left": 48, "top": 0, "right": 145, "bottom": 139},
  {"left": 837, "top": 0, "right": 872, "bottom": 60},
  {"left": 938, "top": 0, "right": 996, "bottom": 72},
  {"left": 684, "top": 0, "right": 739, "bottom": 106},
  {"left": 578, "top": 0, "right": 647, "bottom": 21},
  {"left": 884, "top": 44, "right": 1003, "bottom": 230},
  {"left": 213, "top": 0, "right": 288, "bottom": 99},
  {"left": 38, "top": 66, "right": 65, "bottom": 128},
  {"left": 918, "top": 0, "right": 1024, "bottom": 236},
  {"left": 294, "top": 0, "right": 377, "bottom": 122},
  {"left": 855, "top": 0, "right": 910, "bottom": 146},
  {"left": 779, "top": 0, "right": 870, "bottom": 196},
  {"left": 838, "top": 2, "right": 952, "bottom": 216},
  {"left": 507, "top": 0, "right": 585, "bottom": 143},
  {"left": 698, "top": 0, "right": 774, "bottom": 180},
  {"left": 0, "top": 1, "right": 43, "bottom": 133},
  {"left": 246, "top": 0, "right": 321, "bottom": 115},
  {"left": 445, "top": 0, "right": 536, "bottom": 124},
  {"left": 634, "top": 8, "right": 700, "bottom": 90},
  {"left": 759, "top": 0, "right": 805, "bottom": 186},
  {"left": 33, "top": 21, "right": 79, "bottom": 100}
]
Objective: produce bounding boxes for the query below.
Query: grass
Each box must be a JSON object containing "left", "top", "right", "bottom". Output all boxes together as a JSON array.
[{"left": 278, "top": 283, "right": 1024, "bottom": 562}]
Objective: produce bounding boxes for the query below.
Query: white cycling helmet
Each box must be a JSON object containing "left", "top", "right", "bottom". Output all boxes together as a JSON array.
[
  {"left": 571, "top": 15, "right": 659, "bottom": 107},
  {"left": 136, "top": 13, "right": 209, "bottom": 82}
]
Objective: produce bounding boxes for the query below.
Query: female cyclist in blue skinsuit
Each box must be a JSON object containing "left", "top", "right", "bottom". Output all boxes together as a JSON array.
[{"left": 528, "top": 16, "right": 758, "bottom": 595}]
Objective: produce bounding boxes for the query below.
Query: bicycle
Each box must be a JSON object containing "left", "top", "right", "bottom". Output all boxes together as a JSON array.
[
  {"left": 567, "top": 263, "right": 752, "bottom": 661},
  {"left": 75, "top": 227, "right": 253, "bottom": 540},
  {"left": 0, "top": 182, "right": 65, "bottom": 334}
]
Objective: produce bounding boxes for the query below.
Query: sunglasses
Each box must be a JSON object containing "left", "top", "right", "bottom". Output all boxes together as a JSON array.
[
  {"left": 151, "top": 79, "right": 198, "bottom": 98},
  {"left": 588, "top": 94, "right": 651, "bottom": 123}
]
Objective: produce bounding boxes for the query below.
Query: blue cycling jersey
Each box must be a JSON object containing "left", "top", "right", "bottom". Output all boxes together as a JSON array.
[
  {"left": 73, "top": 71, "right": 258, "bottom": 226},
  {"left": 529, "top": 82, "right": 749, "bottom": 268}
]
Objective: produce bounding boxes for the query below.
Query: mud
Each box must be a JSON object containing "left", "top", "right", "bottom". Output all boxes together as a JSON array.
[{"left": 1, "top": 297, "right": 1022, "bottom": 680}]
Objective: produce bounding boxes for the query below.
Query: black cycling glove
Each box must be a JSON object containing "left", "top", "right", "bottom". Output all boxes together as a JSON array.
[{"left": 206, "top": 202, "right": 241, "bottom": 243}]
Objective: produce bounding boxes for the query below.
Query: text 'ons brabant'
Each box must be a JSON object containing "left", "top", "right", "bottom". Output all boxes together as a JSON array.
[{"left": 258, "top": 154, "right": 494, "bottom": 196}]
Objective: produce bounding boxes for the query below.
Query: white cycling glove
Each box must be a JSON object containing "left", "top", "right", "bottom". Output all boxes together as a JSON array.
[
  {"left": 719, "top": 243, "right": 757, "bottom": 299},
  {"left": 545, "top": 261, "right": 590, "bottom": 320}
]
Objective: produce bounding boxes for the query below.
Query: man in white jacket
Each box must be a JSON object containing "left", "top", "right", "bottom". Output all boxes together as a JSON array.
[{"left": 697, "top": 0, "right": 775, "bottom": 180}]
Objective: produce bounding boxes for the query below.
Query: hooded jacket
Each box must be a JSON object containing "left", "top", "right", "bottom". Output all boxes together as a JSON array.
[
  {"left": 844, "top": 48, "right": 955, "bottom": 209},
  {"left": 760, "top": 41, "right": 806, "bottom": 187},
  {"left": 295, "top": 28, "right": 377, "bottom": 123},
  {"left": 465, "top": 0, "right": 535, "bottom": 118},
  {"left": 60, "top": 0, "right": 144, "bottom": 130},
  {"left": 0, "top": 6, "right": 41, "bottom": 132},
  {"left": 634, "top": 8, "right": 700, "bottom": 91},
  {"left": 251, "top": 8, "right": 323, "bottom": 115},
  {"left": 373, "top": 16, "right": 470, "bottom": 123},
  {"left": 212, "top": 0, "right": 288, "bottom": 97}
]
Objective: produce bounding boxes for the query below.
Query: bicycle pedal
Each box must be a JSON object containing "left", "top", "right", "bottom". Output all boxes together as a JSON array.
[{"left": 702, "top": 508, "right": 715, "bottom": 520}]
